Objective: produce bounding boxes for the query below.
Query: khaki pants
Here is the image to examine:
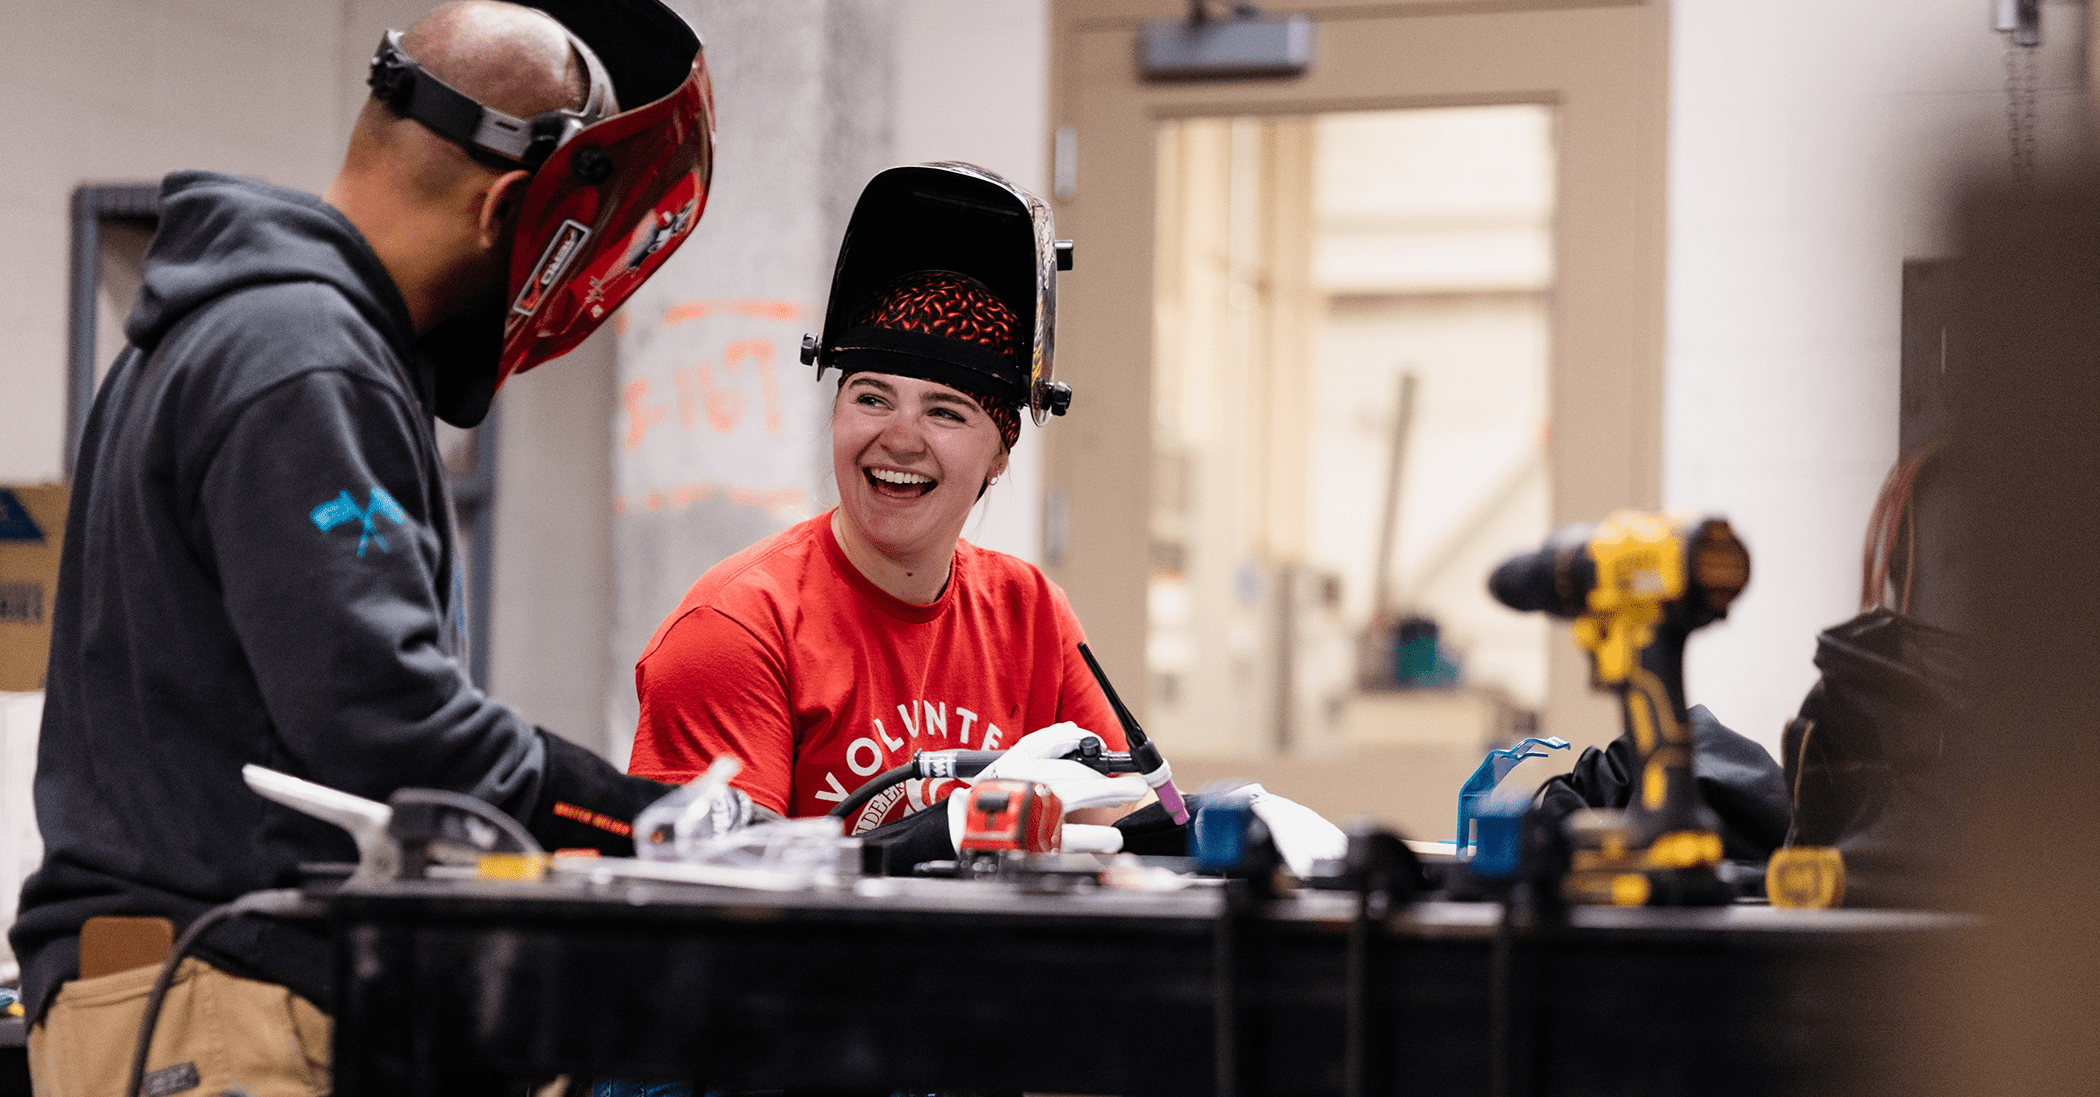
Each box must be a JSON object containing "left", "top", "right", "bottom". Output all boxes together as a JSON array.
[{"left": 28, "top": 957, "right": 329, "bottom": 1097}]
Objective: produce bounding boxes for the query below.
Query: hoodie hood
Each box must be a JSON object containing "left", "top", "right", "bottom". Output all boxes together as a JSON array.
[
  {"left": 126, "top": 172, "right": 475, "bottom": 416},
  {"left": 131, "top": 173, "right": 413, "bottom": 353}
]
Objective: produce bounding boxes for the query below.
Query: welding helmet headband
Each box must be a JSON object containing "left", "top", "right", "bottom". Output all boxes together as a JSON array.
[
  {"left": 372, "top": 0, "right": 716, "bottom": 426},
  {"left": 803, "top": 163, "right": 1073, "bottom": 427}
]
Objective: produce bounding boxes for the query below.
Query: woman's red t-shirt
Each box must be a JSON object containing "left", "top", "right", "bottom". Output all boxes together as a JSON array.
[{"left": 630, "top": 512, "right": 1124, "bottom": 832}]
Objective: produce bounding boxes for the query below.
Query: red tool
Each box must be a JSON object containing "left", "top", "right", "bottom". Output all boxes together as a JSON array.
[{"left": 958, "top": 780, "right": 1063, "bottom": 855}]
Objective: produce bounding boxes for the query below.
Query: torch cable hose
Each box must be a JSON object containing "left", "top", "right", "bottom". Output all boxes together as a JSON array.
[
  {"left": 825, "top": 763, "right": 918, "bottom": 820},
  {"left": 127, "top": 888, "right": 326, "bottom": 1097}
]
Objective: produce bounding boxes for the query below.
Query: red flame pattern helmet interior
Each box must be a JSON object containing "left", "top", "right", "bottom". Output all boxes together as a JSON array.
[{"left": 851, "top": 271, "right": 1024, "bottom": 449}]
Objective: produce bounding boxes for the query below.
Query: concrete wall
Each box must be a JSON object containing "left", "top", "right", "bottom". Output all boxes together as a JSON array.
[
  {"left": 894, "top": 0, "right": 1052, "bottom": 564},
  {"left": 599, "top": 0, "right": 1054, "bottom": 764},
  {"left": 605, "top": 0, "right": 900, "bottom": 765},
  {"left": 485, "top": 328, "right": 617, "bottom": 742},
  {"left": 1664, "top": 0, "right": 2093, "bottom": 754}
]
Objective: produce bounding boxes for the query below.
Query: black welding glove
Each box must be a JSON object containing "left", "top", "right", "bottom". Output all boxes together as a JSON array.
[
  {"left": 526, "top": 729, "right": 675, "bottom": 856},
  {"left": 1116, "top": 787, "right": 1299, "bottom": 857},
  {"left": 1113, "top": 799, "right": 1193, "bottom": 856},
  {"left": 1534, "top": 704, "right": 1790, "bottom": 862},
  {"left": 856, "top": 800, "right": 957, "bottom": 875}
]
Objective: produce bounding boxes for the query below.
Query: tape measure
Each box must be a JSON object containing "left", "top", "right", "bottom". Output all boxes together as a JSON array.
[{"left": 1766, "top": 847, "right": 1845, "bottom": 909}]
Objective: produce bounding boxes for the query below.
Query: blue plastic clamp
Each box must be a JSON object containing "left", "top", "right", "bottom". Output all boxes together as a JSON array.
[{"left": 1455, "top": 736, "right": 1571, "bottom": 856}]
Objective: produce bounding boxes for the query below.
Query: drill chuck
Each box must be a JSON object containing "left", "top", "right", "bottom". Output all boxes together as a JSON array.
[{"left": 1487, "top": 528, "right": 1596, "bottom": 617}]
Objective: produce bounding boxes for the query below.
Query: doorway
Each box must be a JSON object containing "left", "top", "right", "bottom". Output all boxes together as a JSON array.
[
  {"left": 1046, "top": 1, "right": 1665, "bottom": 836},
  {"left": 1147, "top": 105, "right": 1555, "bottom": 764}
]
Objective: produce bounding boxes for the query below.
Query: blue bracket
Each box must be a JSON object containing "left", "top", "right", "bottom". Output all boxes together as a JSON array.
[{"left": 1455, "top": 736, "right": 1570, "bottom": 855}]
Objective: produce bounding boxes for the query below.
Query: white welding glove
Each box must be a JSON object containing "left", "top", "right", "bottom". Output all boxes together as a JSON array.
[
  {"left": 1236, "top": 783, "right": 1348, "bottom": 878},
  {"left": 976, "top": 721, "right": 1150, "bottom": 810},
  {"left": 946, "top": 786, "right": 973, "bottom": 854},
  {"left": 974, "top": 721, "right": 1104, "bottom": 779},
  {"left": 985, "top": 758, "right": 1152, "bottom": 813},
  {"left": 946, "top": 722, "right": 1150, "bottom": 853},
  {"left": 1062, "top": 824, "right": 1125, "bottom": 854}
]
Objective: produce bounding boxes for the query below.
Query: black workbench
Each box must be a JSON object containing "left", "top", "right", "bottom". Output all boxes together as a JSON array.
[{"left": 329, "top": 874, "right": 1965, "bottom": 1097}]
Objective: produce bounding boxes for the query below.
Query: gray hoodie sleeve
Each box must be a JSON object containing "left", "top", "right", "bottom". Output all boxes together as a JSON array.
[{"left": 196, "top": 366, "right": 547, "bottom": 812}]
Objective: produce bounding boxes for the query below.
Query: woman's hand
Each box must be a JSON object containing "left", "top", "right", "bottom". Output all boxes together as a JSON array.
[
  {"left": 972, "top": 720, "right": 1155, "bottom": 822},
  {"left": 974, "top": 721, "right": 1101, "bottom": 778}
]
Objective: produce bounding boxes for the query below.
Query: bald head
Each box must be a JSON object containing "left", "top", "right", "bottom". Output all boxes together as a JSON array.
[
  {"left": 327, "top": 1, "right": 617, "bottom": 334},
  {"left": 343, "top": 1, "right": 610, "bottom": 197},
  {"left": 401, "top": 1, "right": 596, "bottom": 123}
]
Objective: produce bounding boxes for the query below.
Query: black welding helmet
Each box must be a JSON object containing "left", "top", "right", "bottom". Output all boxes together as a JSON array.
[
  {"left": 801, "top": 163, "right": 1074, "bottom": 426},
  {"left": 369, "top": 0, "right": 716, "bottom": 425}
]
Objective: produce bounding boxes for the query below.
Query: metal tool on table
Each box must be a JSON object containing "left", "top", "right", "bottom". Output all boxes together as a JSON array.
[
  {"left": 129, "top": 765, "right": 543, "bottom": 1097},
  {"left": 253, "top": 763, "right": 856, "bottom": 893},
  {"left": 1488, "top": 511, "right": 1751, "bottom": 907},
  {"left": 243, "top": 764, "right": 546, "bottom": 881}
]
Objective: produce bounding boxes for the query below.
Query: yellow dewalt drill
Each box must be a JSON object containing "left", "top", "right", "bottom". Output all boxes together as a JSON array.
[{"left": 1489, "top": 511, "right": 1751, "bottom": 906}]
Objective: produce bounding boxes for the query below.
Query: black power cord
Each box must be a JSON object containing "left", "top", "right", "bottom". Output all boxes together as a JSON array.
[
  {"left": 826, "top": 762, "right": 920, "bottom": 821},
  {"left": 124, "top": 889, "right": 329, "bottom": 1097}
]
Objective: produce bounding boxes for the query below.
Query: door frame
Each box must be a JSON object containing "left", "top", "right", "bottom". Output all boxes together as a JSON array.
[{"left": 1045, "top": 0, "right": 1665, "bottom": 746}]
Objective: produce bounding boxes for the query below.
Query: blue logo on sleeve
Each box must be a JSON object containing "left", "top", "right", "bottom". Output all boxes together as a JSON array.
[{"left": 310, "top": 487, "right": 409, "bottom": 557}]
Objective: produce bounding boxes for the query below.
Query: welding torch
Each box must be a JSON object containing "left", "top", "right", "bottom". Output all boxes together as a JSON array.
[{"left": 1078, "top": 642, "right": 1190, "bottom": 825}]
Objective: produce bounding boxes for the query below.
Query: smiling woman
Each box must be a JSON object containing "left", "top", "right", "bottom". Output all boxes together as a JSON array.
[
  {"left": 830, "top": 273, "right": 1017, "bottom": 605},
  {"left": 627, "top": 165, "right": 1125, "bottom": 840}
]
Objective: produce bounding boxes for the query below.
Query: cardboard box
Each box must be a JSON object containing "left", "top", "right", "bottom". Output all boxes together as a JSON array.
[{"left": 0, "top": 485, "right": 68, "bottom": 692}]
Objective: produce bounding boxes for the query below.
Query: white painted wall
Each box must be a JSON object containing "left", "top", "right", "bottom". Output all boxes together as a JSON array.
[
  {"left": 0, "top": 0, "right": 383, "bottom": 485},
  {"left": 894, "top": 0, "right": 1052, "bottom": 563},
  {"left": 1665, "top": 0, "right": 2093, "bottom": 754},
  {"left": 486, "top": 329, "right": 617, "bottom": 744},
  {"left": 0, "top": 694, "right": 44, "bottom": 976}
]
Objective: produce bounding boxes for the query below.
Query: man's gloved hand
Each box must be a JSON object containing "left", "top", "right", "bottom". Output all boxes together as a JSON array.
[
  {"left": 634, "top": 757, "right": 757, "bottom": 863},
  {"left": 529, "top": 729, "right": 677, "bottom": 856}
]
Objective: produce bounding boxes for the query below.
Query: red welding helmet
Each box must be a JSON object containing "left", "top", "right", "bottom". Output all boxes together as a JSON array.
[
  {"left": 370, "top": 0, "right": 715, "bottom": 425},
  {"left": 802, "top": 163, "right": 1074, "bottom": 426}
]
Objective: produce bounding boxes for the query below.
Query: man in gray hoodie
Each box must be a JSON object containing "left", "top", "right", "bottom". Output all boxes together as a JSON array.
[{"left": 12, "top": 2, "right": 714, "bottom": 1091}]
